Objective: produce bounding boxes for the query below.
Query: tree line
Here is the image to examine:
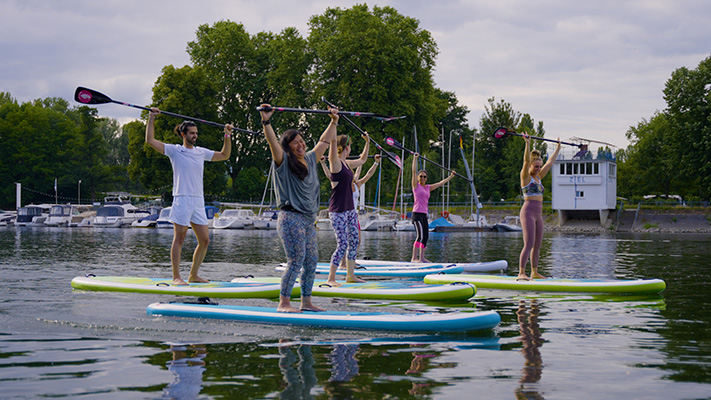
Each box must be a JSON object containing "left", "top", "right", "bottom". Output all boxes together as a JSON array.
[{"left": 1, "top": 5, "right": 709, "bottom": 210}]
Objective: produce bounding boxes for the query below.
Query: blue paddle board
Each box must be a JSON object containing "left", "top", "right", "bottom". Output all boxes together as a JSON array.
[
  {"left": 146, "top": 301, "right": 501, "bottom": 332},
  {"left": 276, "top": 264, "right": 463, "bottom": 277}
]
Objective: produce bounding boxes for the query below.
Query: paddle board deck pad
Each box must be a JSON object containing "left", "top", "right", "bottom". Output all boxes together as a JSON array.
[
  {"left": 233, "top": 277, "right": 476, "bottom": 301},
  {"left": 276, "top": 264, "right": 463, "bottom": 277},
  {"left": 423, "top": 274, "right": 666, "bottom": 294},
  {"left": 280, "top": 260, "right": 507, "bottom": 273},
  {"left": 146, "top": 302, "right": 501, "bottom": 332},
  {"left": 71, "top": 275, "right": 282, "bottom": 298}
]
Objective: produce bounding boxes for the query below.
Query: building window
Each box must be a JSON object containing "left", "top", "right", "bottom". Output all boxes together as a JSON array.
[
  {"left": 576, "top": 191, "right": 585, "bottom": 198},
  {"left": 609, "top": 164, "right": 616, "bottom": 178},
  {"left": 594, "top": 163, "right": 599, "bottom": 174}
]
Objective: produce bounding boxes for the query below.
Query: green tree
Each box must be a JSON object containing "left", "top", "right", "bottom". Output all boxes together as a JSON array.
[
  {"left": 72, "top": 106, "right": 117, "bottom": 202},
  {"left": 128, "top": 64, "right": 229, "bottom": 201},
  {"left": 662, "top": 55, "right": 711, "bottom": 199},
  {"left": 187, "top": 22, "right": 310, "bottom": 200},
  {"left": 619, "top": 112, "right": 677, "bottom": 199},
  {"left": 0, "top": 98, "right": 117, "bottom": 207},
  {"left": 474, "top": 98, "right": 547, "bottom": 202},
  {"left": 307, "top": 5, "right": 446, "bottom": 205}
]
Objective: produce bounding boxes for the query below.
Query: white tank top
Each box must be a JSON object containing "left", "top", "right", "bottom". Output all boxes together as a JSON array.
[{"left": 352, "top": 183, "right": 360, "bottom": 209}]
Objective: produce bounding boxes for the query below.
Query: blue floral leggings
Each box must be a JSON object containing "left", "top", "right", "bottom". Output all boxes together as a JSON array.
[
  {"left": 277, "top": 211, "right": 318, "bottom": 297},
  {"left": 329, "top": 209, "right": 359, "bottom": 265}
]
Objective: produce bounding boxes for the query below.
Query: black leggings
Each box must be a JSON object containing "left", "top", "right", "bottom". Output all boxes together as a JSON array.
[{"left": 412, "top": 212, "right": 429, "bottom": 248}]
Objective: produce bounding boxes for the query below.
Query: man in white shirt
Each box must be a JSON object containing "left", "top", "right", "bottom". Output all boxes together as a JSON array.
[{"left": 145, "top": 108, "right": 232, "bottom": 285}]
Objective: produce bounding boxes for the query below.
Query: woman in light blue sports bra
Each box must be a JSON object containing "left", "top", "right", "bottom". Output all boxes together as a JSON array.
[{"left": 518, "top": 134, "right": 561, "bottom": 281}]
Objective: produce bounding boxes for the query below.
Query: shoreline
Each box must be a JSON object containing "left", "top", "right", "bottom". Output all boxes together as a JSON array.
[{"left": 480, "top": 209, "right": 711, "bottom": 234}]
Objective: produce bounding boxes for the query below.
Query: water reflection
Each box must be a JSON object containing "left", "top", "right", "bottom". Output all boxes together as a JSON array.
[
  {"left": 326, "top": 344, "right": 359, "bottom": 381},
  {"left": 515, "top": 299, "right": 545, "bottom": 400},
  {"left": 546, "top": 233, "right": 617, "bottom": 279},
  {"left": 163, "top": 344, "right": 207, "bottom": 400},
  {"left": 278, "top": 343, "right": 318, "bottom": 399}
]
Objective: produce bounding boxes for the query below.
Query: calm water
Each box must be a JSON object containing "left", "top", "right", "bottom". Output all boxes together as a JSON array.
[{"left": 0, "top": 226, "right": 709, "bottom": 399}]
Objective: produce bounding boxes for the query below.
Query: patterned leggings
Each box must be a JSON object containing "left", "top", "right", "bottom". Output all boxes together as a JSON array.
[
  {"left": 277, "top": 211, "right": 318, "bottom": 297},
  {"left": 329, "top": 209, "right": 359, "bottom": 265}
]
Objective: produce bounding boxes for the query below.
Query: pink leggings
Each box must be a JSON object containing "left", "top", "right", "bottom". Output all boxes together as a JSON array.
[{"left": 519, "top": 200, "right": 543, "bottom": 271}]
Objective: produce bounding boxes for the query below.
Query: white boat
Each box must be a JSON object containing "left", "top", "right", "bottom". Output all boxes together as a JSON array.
[
  {"left": 492, "top": 216, "right": 523, "bottom": 232},
  {"left": 14, "top": 205, "right": 52, "bottom": 227},
  {"left": 393, "top": 219, "right": 415, "bottom": 232},
  {"left": 213, "top": 209, "right": 257, "bottom": 229},
  {"left": 359, "top": 212, "right": 396, "bottom": 231},
  {"left": 131, "top": 207, "right": 162, "bottom": 228},
  {"left": 45, "top": 204, "right": 93, "bottom": 227},
  {"left": 0, "top": 210, "right": 17, "bottom": 226},
  {"left": 254, "top": 210, "right": 279, "bottom": 230},
  {"left": 315, "top": 210, "right": 332, "bottom": 231},
  {"left": 156, "top": 207, "right": 172, "bottom": 229},
  {"left": 93, "top": 200, "right": 150, "bottom": 228},
  {"left": 205, "top": 206, "right": 219, "bottom": 229}
]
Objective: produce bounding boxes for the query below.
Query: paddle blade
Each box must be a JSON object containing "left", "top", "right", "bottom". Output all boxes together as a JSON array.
[
  {"left": 385, "top": 136, "right": 403, "bottom": 150},
  {"left": 74, "top": 87, "right": 113, "bottom": 105},
  {"left": 386, "top": 152, "right": 403, "bottom": 169},
  {"left": 493, "top": 127, "right": 509, "bottom": 139}
]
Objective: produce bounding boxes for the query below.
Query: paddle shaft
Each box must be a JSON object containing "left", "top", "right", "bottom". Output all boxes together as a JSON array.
[
  {"left": 498, "top": 130, "right": 579, "bottom": 147},
  {"left": 75, "top": 87, "right": 258, "bottom": 135},
  {"left": 110, "top": 100, "right": 259, "bottom": 136},
  {"left": 321, "top": 98, "right": 402, "bottom": 168},
  {"left": 255, "top": 105, "right": 388, "bottom": 120},
  {"left": 387, "top": 138, "right": 472, "bottom": 183}
]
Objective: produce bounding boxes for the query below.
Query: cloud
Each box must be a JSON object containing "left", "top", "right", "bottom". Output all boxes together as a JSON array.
[{"left": 1, "top": 0, "right": 709, "bottom": 150}]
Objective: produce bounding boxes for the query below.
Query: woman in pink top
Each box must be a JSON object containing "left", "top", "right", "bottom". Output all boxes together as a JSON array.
[{"left": 410, "top": 153, "right": 455, "bottom": 262}]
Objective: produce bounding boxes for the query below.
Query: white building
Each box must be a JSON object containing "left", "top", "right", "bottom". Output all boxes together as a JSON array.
[{"left": 551, "top": 138, "right": 617, "bottom": 226}]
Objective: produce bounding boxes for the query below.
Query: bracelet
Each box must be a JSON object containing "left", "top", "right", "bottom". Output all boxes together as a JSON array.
[
  {"left": 330, "top": 121, "right": 338, "bottom": 126},
  {"left": 224, "top": 133, "right": 231, "bottom": 138},
  {"left": 319, "top": 140, "right": 330, "bottom": 145},
  {"left": 262, "top": 119, "right": 271, "bottom": 125}
]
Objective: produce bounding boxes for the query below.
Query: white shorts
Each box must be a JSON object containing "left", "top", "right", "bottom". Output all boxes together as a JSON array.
[{"left": 169, "top": 196, "right": 208, "bottom": 226}]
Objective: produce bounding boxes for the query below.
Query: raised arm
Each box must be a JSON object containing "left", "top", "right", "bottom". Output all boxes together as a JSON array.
[
  {"left": 313, "top": 106, "right": 339, "bottom": 160},
  {"left": 345, "top": 132, "right": 370, "bottom": 170},
  {"left": 430, "top": 170, "right": 456, "bottom": 191},
  {"left": 411, "top": 153, "right": 419, "bottom": 191},
  {"left": 355, "top": 154, "right": 380, "bottom": 186},
  {"left": 145, "top": 108, "right": 165, "bottom": 154},
  {"left": 539, "top": 138, "right": 561, "bottom": 178},
  {"left": 520, "top": 133, "right": 532, "bottom": 188},
  {"left": 259, "top": 104, "right": 282, "bottom": 166},
  {"left": 328, "top": 137, "right": 342, "bottom": 174},
  {"left": 211, "top": 124, "right": 233, "bottom": 162}
]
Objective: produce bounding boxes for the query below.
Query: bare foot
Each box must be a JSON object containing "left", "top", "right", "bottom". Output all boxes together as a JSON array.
[
  {"left": 188, "top": 275, "right": 210, "bottom": 283},
  {"left": 420, "top": 258, "right": 432, "bottom": 263},
  {"left": 516, "top": 275, "right": 531, "bottom": 281},
  {"left": 300, "top": 305, "right": 326, "bottom": 312},
  {"left": 325, "top": 280, "right": 343, "bottom": 288},
  {"left": 172, "top": 278, "right": 189, "bottom": 286},
  {"left": 411, "top": 258, "right": 420, "bottom": 263},
  {"left": 531, "top": 273, "right": 548, "bottom": 280},
  {"left": 346, "top": 276, "right": 366, "bottom": 283},
  {"left": 277, "top": 305, "right": 302, "bottom": 313}
]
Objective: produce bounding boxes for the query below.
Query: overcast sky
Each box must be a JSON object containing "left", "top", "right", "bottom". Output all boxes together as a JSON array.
[{"left": 2, "top": 0, "right": 709, "bottom": 150}]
